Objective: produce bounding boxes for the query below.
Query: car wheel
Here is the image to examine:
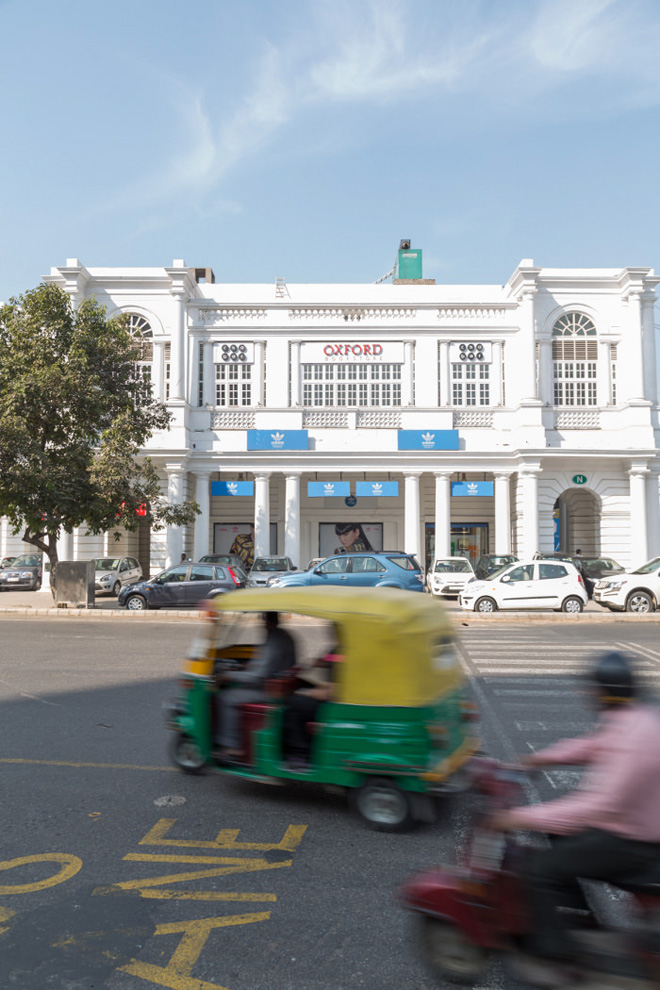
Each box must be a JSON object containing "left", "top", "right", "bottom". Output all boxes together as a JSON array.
[
  {"left": 475, "top": 596, "right": 497, "bottom": 613},
  {"left": 626, "top": 591, "right": 655, "bottom": 614},
  {"left": 112, "top": 580, "right": 121, "bottom": 597},
  {"left": 32, "top": 580, "right": 41, "bottom": 592},
  {"left": 416, "top": 915, "right": 488, "bottom": 985},
  {"left": 561, "top": 596, "right": 584, "bottom": 614},
  {"left": 169, "top": 734, "right": 206, "bottom": 775},
  {"left": 351, "top": 777, "right": 414, "bottom": 831},
  {"left": 125, "top": 594, "right": 148, "bottom": 611}
]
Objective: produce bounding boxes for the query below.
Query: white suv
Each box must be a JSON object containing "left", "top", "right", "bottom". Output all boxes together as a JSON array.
[
  {"left": 426, "top": 556, "right": 475, "bottom": 597},
  {"left": 592, "top": 556, "right": 660, "bottom": 614},
  {"left": 459, "top": 559, "right": 587, "bottom": 614}
]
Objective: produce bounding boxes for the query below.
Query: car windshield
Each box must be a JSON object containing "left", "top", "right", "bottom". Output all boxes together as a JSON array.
[
  {"left": 486, "top": 564, "right": 512, "bottom": 579},
  {"left": 582, "top": 558, "right": 624, "bottom": 576},
  {"left": 388, "top": 555, "right": 420, "bottom": 571},
  {"left": 633, "top": 557, "right": 660, "bottom": 575},
  {"left": 94, "top": 558, "right": 120, "bottom": 571},
  {"left": 12, "top": 554, "right": 42, "bottom": 567},
  {"left": 434, "top": 559, "right": 472, "bottom": 573},
  {"left": 252, "top": 558, "right": 288, "bottom": 572}
]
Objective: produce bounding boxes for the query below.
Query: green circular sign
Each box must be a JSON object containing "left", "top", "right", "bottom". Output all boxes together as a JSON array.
[{"left": 572, "top": 474, "right": 587, "bottom": 485}]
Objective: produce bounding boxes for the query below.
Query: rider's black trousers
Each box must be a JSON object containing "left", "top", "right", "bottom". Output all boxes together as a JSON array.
[{"left": 526, "top": 828, "right": 660, "bottom": 962}]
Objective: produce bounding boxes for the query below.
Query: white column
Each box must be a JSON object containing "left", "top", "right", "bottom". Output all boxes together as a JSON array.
[
  {"left": 152, "top": 341, "right": 165, "bottom": 401},
  {"left": 629, "top": 466, "right": 649, "bottom": 567},
  {"left": 626, "top": 291, "right": 646, "bottom": 402},
  {"left": 193, "top": 471, "right": 211, "bottom": 561},
  {"left": 289, "top": 341, "right": 301, "bottom": 406},
  {"left": 508, "top": 289, "right": 538, "bottom": 405},
  {"left": 597, "top": 339, "right": 612, "bottom": 407},
  {"left": 491, "top": 341, "right": 503, "bottom": 406},
  {"left": 165, "top": 464, "right": 185, "bottom": 566},
  {"left": 254, "top": 341, "right": 266, "bottom": 406},
  {"left": 439, "top": 341, "right": 450, "bottom": 405},
  {"left": 0, "top": 517, "right": 8, "bottom": 559},
  {"left": 518, "top": 468, "right": 539, "bottom": 559},
  {"left": 642, "top": 293, "right": 657, "bottom": 404},
  {"left": 404, "top": 472, "right": 422, "bottom": 561},
  {"left": 169, "top": 292, "right": 186, "bottom": 401},
  {"left": 494, "top": 473, "right": 512, "bottom": 554},
  {"left": 57, "top": 530, "right": 74, "bottom": 561},
  {"left": 401, "top": 341, "right": 414, "bottom": 406},
  {"left": 284, "top": 473, "right": 301, "bottom": 567},
  {"left": 538, "top": 340, "right": 553, "bottom": 406},
  {"left": 203, "top": 342, "right": 215, "bottom": 407},
  {"left": 254, "top": 473, "right": 271, "bottom": 558},
  {"left": 646, "top": 470, "right": 660, "bottom": 559},
  {"left": 433, "top": 472, "right": 452, "bottom": 558}
]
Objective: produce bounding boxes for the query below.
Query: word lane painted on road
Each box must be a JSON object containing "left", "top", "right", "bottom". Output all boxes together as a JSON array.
[{"left": 92, "top": 817, "right": 308, "bottom": 989}]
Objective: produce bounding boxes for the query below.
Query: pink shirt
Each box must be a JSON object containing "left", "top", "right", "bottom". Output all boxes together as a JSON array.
[{"left": 513, "top": 704, "right": 660, "bottom": 841}]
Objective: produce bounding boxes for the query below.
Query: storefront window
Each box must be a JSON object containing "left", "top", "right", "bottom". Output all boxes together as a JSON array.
[{"left": 302, "top": 363, "right": 401, "bottom": 407}]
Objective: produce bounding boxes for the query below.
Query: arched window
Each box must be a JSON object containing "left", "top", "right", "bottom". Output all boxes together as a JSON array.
[
  {"left": 552, "top": 312, "right": 597, "bottom": 406},
  {"left": 125, "top": 313, "right": 153, "bottom": 362}
]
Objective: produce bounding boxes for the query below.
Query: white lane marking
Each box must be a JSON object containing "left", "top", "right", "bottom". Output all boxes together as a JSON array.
[
  {"left": 515, "top": 721, "right": 591, "bottom": 732},
  {"left": 616, "top": 640, "right": 660, "bottom": 663}
]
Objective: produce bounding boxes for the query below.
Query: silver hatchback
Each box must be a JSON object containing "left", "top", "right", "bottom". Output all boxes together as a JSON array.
[{"left": 93, "top": 556, "right": 142, "bottom": 596}]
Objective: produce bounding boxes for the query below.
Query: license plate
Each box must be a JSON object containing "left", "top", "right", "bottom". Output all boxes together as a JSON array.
[{"left": 7, "top": 577, "right": 19, "bottom": 582}]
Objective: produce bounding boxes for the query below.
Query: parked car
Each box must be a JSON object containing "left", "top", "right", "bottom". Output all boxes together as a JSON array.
[
  {"left": 117, "top": 561, "right": 246, "bottom": 610},
  {"left": 474, "top": 554, "right": 519, "bottom": 581},
  {"left": 0, "top": 553, "right": 44, "bottom": 591},
  {"left": 533, "top": 551, "right": 624, "bottom": 598},
  {"left": 426, "top": 556, "right": 475, "bottom": 598},
  {"left": 269, "top": 552, "right": 425, "bottom": 592},
  {"left": 459, "top": 559, "right": 587, "bottom": 613},
  {"left": 592, "top": 556, "right": 660, "bottom": 614},
  {"left": 199, "top": 554, "right": 249, "bottom": 583},
  {"left": 247, "top": 556, "right": 297, "bottom": 588},
  {"left": 0, "top": 556, "right": 17, "bottom": 569},
  {"left": 93, "top": 556, "right": 142, "bottom": 596}
]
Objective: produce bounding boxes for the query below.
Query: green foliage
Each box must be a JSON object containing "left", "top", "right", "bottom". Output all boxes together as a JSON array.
[{"left": 0, "top": 282, "right": 199, "bottom": 567}]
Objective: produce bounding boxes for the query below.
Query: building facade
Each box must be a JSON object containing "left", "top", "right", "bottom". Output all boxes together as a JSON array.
[{"left": 2, "top": 253, "right": 659, "bottom": 575}]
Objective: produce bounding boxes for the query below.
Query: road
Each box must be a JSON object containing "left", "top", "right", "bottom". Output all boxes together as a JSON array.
[{"left": 0, "top": 617, "right": 658, "bottom": 989}]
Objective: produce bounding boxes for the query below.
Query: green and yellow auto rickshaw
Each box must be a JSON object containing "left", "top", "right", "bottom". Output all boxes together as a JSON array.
[{"left": 165, "top": 586, "right": 479, "bottom": 830}]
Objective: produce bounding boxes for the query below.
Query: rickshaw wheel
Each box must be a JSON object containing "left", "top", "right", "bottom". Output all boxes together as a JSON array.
[
  {"left": 170, "top": 734, "right": 206, "bottom": 775},
  {"left": 416, "top": 915, "right": 488, "bottom": 985},
  {"left": 352, "top": 777, "right": 414, "bottom": 831}
]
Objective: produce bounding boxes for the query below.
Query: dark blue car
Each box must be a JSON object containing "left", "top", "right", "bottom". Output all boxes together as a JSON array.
[
  {"left": 267, "top": 551, "right": 424, "bottom": 591},
  {"left": 118, "top": 561, "right": 245, "bottom": 610}
]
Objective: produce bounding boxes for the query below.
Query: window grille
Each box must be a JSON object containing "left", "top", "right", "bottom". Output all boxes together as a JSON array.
[
  {"left": 164, "top": 343, "right": 171, "bottom": 400},
  {"left": 215, "top": 363, "right": 252, "bottom": 407},
  {"left": 552, "top": 312, "right": 598, "bottom": 407},
  {"left": 300, "top": 363, "right": 402, "bottom": 407},
  {"left": 198, "top": 342, "right": 204, "bottom": 407},
  {"left": 451, "top": 363, "right": 490, "bottom": 406}
]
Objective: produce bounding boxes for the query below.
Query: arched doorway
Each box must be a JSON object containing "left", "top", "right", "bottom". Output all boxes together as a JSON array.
[{"left": 554, "top": 489, "right": 600, "bottom": 555}]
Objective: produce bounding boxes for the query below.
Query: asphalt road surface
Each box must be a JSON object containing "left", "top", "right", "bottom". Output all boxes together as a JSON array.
[{"left": 0, "top": 616, "right": 659, "bottom": 990}]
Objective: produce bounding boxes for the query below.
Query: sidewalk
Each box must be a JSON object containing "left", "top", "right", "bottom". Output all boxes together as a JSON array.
[{"left": 0, "top": 589, "right": 656, "bottom": 621}]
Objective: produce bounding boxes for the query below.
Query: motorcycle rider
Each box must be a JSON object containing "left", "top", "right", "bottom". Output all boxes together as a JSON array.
[{"left": 491, "top": 651, "right": 660, "bottom": 985}]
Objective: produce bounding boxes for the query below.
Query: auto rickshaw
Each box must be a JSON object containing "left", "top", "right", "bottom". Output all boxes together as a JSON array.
[{"left": 165, "top": 586, "right": 479, "bottom": 830}]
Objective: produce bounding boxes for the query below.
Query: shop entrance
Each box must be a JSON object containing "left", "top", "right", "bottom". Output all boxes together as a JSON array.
[{"left": 424, "top": 523, "right": 489, "bottom": 570}]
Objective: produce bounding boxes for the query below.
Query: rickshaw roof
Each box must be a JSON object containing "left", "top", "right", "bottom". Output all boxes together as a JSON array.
[
  {"left": 211, "top": 585, "right": 452, "bottom": 635},
  {"left": 210, "top": 587, "right": 461, "bottom": 706}
]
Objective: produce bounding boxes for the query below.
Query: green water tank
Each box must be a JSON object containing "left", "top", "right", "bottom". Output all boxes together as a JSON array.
[{"left": 396, "top": 246, "right": 423, "bottom": 280}]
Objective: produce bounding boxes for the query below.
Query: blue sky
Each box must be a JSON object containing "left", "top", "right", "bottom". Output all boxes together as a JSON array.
[{"left": 2, "top": 0, "right": 660, "bottom": 302}]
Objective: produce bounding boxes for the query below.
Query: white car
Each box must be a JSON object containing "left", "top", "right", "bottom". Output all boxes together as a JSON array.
[
  {"left": 592, "top": 556, "right": 660, "bottom": 614},
  {"left": 247, "top": 556, "right": 298, "bottom": 587},
  {"left": 93, "top": 556, "right": 142, "bottom": 596},
  {"left": 426, "top": 556, "right": 475, "bottom": 597},
  {"left": 459, "top": 559, "right": 587, "bottom": 614}
]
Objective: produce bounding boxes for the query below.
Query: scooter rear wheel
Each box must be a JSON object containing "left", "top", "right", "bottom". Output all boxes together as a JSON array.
[{"left": 416, "top": 915, "right": 488, "bottom": 985}]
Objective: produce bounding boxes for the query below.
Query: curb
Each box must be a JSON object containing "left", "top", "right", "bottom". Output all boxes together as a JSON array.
[{"left": 0, "top": 607, "right": 201, "bottom": 620}]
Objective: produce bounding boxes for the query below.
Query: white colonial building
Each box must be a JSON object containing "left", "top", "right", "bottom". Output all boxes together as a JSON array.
[{"left": 2, "top": 248, "right": 659, "bottom": 575}]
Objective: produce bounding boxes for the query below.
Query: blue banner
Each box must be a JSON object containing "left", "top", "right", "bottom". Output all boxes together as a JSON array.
[
  {"left": 247, "top": 430, "right": 308, "bottom": 451},
  {"left": 397, "top": 430, "right": 459, "bottom": 451},
  {"left": 307, "top": 481, "right": 351, "bottom": 498},
  {"left": 355, "top": 481, "right": 399, "bottom": 498},
  {"left": 211, "top": 481, "right": 254, "bottom": 497},
  {"left": 451, "top": 481, "right": 494, "bottom": 497}
]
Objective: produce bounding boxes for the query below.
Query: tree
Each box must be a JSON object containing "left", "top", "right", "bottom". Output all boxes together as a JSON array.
[{"left": 0, "top": 282, "right": 199, "bottom": 594}]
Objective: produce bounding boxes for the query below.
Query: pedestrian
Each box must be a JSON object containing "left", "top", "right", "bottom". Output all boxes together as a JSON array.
[{"left": 574, "top": 548, "right": 582, "bottom": 556}]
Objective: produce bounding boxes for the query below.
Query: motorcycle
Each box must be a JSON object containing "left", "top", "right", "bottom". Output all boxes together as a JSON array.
[{"left": 399, "top": 759, "right": 660, "bottom": 987}]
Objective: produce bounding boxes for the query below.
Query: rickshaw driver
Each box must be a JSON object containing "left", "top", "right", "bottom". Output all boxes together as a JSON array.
[{"left": 214, "top": 611, "right": 297, "bottom": 760}]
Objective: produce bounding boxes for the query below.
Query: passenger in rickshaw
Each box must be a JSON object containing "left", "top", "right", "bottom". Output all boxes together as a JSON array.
[
  {"left": 215, "top": 611, "right": 296, "bottom": 760},
  {"left": 283, "top": 634, "right": 342, "bottom": 769}
]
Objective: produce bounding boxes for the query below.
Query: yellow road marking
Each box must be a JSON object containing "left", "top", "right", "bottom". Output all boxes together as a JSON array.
[
  {"left": 0, "top": 758, "right": 175, "bottom": 772},
  {"left": 139, "top": 819, "right": 308, "bottom": 851},
  {"left": 0, "top": 906, "right": 16, "bottom": 934},
  {"left": 119, "top": 913, "right": 270, "bottom": 990},
  {"left": 0, "top": 853, "right": 82, "bottom": 894}
]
